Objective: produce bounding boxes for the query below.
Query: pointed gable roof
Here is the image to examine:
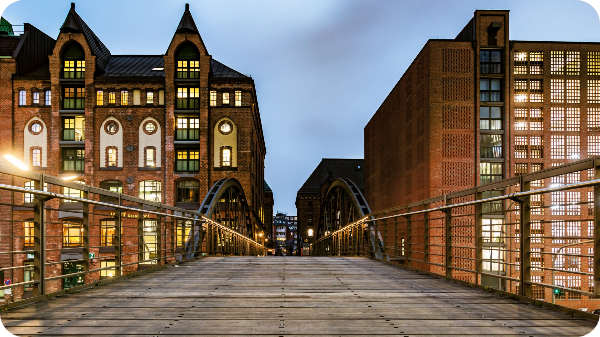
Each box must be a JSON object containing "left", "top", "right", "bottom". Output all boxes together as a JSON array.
[
  {"left": 59, "top": 3, "right": 111, "bottom": 71},
  {"left": 176, "top": 3, "right": 199, "bottom": 34}
]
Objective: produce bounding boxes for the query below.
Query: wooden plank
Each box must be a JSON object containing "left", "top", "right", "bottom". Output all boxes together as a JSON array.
[{"left": 1, "top": 257, "right": 597, "bottom": 336}]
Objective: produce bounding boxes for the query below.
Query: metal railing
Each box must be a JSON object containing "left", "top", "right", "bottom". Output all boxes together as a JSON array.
[
  {"left": 312, "top": 157, "right": 600, "bottom": 310},
  {"left": 0, "top": 164, "right": 265, "bottom": 309}
]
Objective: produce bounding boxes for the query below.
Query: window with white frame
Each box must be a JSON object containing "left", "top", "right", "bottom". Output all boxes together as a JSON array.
[
  {"left": 589, "top": 80, "right": 600, "bottom": 103},
  {"left": 45, "top": 90, "right": 51, "bottom": 105},
  {"left": 235, "top": 90, "right": 241, "bottom": 106},
  {"left": 19, "top": 90, "right": 26, "bottom": 105}
]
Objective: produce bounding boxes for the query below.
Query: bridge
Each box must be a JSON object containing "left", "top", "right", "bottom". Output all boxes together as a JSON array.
[{"left": 1, "top": 158, "right": 600, "bottom": 335}]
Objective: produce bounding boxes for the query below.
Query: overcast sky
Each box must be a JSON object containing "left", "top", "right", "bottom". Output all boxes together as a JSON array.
[{"left": 2, "top": 0, "right": 600, "bottom": 214}]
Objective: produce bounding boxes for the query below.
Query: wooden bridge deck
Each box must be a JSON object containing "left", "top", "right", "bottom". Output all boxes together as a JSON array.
[{"left": 1, "top": 257, "right": 598, "bottom": 336}]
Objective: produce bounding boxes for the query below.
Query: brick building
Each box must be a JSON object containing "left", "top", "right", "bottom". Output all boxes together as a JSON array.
[
  {"left": 0, "top": 3, "right": 267, "bottom": 300},
  {"left": 296, "top": 158, "right": 364, "bottom": 255},
  {"left": 264, "top": 180, "right": 274, "bottom": 249},
  {"left": 365, "top": 10, "right": 600, "bottom": 311}
]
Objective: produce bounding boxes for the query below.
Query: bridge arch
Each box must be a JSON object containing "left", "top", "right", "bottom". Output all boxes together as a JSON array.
[{"left": 199, "top": 178, "right": 254, "bottom": 238}]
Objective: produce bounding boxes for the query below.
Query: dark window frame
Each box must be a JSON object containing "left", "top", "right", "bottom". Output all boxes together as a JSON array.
[
  {"left": 62, "top": 86, "right": 85, "bottom": 110},
  {"left": 62, "top": 148, "right": 85, "bottom": 172},
  {"left": 176, "top": 179, "right": 200, "bottom": 203},
  {"left": 480, "top": 50, "right": 502, "bottom": 74},
  {"left": 175, "top": 149, "right": 200, "bottom": 172},
  {"left": 175, "top": 117, "right": 200, "bottom": 140}
]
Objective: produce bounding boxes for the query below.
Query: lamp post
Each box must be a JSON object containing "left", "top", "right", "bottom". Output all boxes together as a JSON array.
[{"left": 551, "top": 239, "right": 593, "bottom": 304}]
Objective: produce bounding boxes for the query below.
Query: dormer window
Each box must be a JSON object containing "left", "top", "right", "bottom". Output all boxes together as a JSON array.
[
  {"left": 62, "top": 43, "right": 85, "bottom": 79},
  {"left": 176, "top": 43, "right": 200, "bottom": 79}
]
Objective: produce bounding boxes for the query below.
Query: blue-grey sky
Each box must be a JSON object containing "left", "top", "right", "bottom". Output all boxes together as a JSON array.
[{"left": 1, "top": 0, "right": 600, "bottom": 214}]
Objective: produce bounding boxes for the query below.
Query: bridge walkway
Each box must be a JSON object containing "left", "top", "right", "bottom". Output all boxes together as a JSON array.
[{"left": 2, "top": 257, "right": 597, "bottom": 336}]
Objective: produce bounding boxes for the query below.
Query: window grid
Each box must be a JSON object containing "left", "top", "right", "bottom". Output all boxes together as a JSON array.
[
  {"left": 566, "top": 80, "right": 580, "bottom": 103},
  {"left": 32, "top": 92, "right": 39, "bottom": 104},
  {"left": 551, "top": 107, "right": 564, "bottom": 131},
  {"left": 551, "top": 51, "right": 565, "bottom": 75},
  {"left": 63, "top": 87, "right": 85, "bottom": 109},
  {"left": 107, "top": 148, "right": 117, "bottom": 167},
  {"left": 176, "top": 150, "right": 200, "bottom": 172},
  {"left": 223, "top": 92, "right": 230, "bottom": 105},
  {"left": 210, "top": 91, "right": 217, "bottom": 106},
  {"left": 515, "top": 163, "right": 528, "bottom": 175},
  {"left": 589, "top": 135, "right": 600, "bottom": 156},
  {"left": 145, "top": 148, "right": 156, "bottom": 167},
  {"left": 176, "top": 87, "right": 200, "bottom": 109},
  {"left": 588, "top": 80, "right": 600, "bottom": 103},
  {"left": 108, "top": 92, "right": 115, "bottom": 104},
  {"left": 480, "top": 78, "right": 501, "bottom": 102},
  {"left": 175, "top": 117, "right": 200, "bottom": 140},
  {"left": 62, "top": 221, "right": 83, "bottom": 247},
  {"left": 515, "top": 136, "right": 527, "bottom": 159},
  {"left": 566, "top": 51, "right": 580, "bottom": 75},
  {"left": 513, "top": 51, "right": 527, "bottom": 74},
  {"left": 589, "top": 108, "right": 600, "bottom": 131},
  {"left": 45, "top": 90, "right": 51, "bottom": 106},
  {"left": 530, "top": 80, "right": 542, "bottom": 102},
  {"left": 589, "top": 52, "right": 600, "bottom": 76},
  {"left": 32, "top": 148, "right": 41, "bottom": 167},
  {"left": 531, "top": 163, "right": 543, "bottom": 188},
  {"left": 139, "top": 180, "right": 161, "bottom": 202},
  {"left": 530, "top": 52, "right": 543, "bottom": 75},
  {"left": 480, "top": 106, "right": 502, "bottom": 130},
  {"left": 566, "top": 108, "right": 580, "bottom": 132},
  {"left": 146, "top": 92, "right": 154, "bottom": 104},
  {"left": 530, "top": 136, "right": 543, "bottom": 158},
  {"left": 551, "top": 79, "right": 565, "bottom": 103},
  {"left": 514, "top": 79, "right": 527, "bottom": 102},
  {"left": 235, "top": 91, "right": 242, "bottom": 106}
]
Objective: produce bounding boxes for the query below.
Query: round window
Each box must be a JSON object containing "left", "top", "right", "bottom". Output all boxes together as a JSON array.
[
  {"left": 219, "top": 121, "right": 232, "bottom": 135},
  {"left": 143, "top": 120, "right": 157, "bottom": 135},
  {"left": 29, "top": 121, "right": 43, "bottom": 135},
  {"left": 105, "top": 121, "right": 119, "bottom": 135}
]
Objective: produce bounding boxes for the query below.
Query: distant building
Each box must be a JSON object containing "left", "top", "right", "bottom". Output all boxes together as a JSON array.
[
  {"left": 264, "top": 181, "right": 274, "bottom": 248},
  {"left": 273, "top": 212, "right": 297, "bottom": 255},
  {"left": 296, "top": 159, "right": 364, "bottom": 255}
]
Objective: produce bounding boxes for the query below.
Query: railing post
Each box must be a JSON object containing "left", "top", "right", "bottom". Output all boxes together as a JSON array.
[
  {"left": 445, "top": 196, "right": 452, "bottom": 278},
  {"left": 156, "top": 210, "right": 162, "bottom": 265},
  {"left": 423, "top": 204, "right": 429, "bottom": 268},
  {"left": 519, "top": 177, "right": 532, "bottom": 298},
  {"left": 138, "top": 203, "right": 144, "bottom": 264},
  {"left": 594, "top": 159, "right": 600, "bottom": 295},
  {"left": 82, "top": 187, "right": 90, "bottom": 275},
  {"left": 475, "top": 192, "right": 483, "bottom": 285},
  {"left": 115, "top": 194, "right": 122, "bottom": 276},
  {"left": 32, "top": 176, "right": 46, "bottom": 296}
]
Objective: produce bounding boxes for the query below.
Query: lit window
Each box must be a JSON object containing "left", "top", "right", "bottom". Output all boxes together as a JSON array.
[
  {"left": 63, "top": 87, "right": 85, "bottom": 109},
  {"left": 515, "top": 136, "right": 527, "bottom": 159},
  {"left": 551, "top": 51, "right": 565, "bottom": 75},
  {"left": 482, "top": 218, "right": 503, "bottom": 243},
  {"left": 63, "top": 182, "right": 84, "bottom": 202},
  {"left": 107, "top": 148, "right": 117, "bottom": 167},
  {"left": 19, "top": 90, "right": 26, "bottom": 105},
  {"left": 480, "top": 106, "right": 502, "bottom": 130},
  {"left": 589, "top": 135, "right": 600, "bottom": 156},
  {"left": 514, "top": 108, "right": 527, "bottom": 130},
  {"left": 146, "top": 91, "right": 154, "bottom": 104},
  {"left": 96, "top": 90, "right": 103, "bottom": 106},
  {"left": 176, "top": 44, "right": 200, "bottom": 79},
  {"left": 513, "top": 51, "right": 527, "bottom": 74},
  {"left": 100, "top": 260, "right": 116, "bottom": 278},
  {"left": 514, "top": 79, "right": 527, "bottom": 102},
  {"left": 588, "top": 80, "right": 600, "bottom": 103},
  {"left": 308, "top": 229, "right": 314, "bottom": 237},
  {"left": 482, "top": 247, "right": 504, "bottom": 272},
  {"left": 531, "top": 248, "right": 544, "bottom": 271},
  {"left": 223, "top": 92, "right": 230, "bottom": 105},
  {"left": 221, "top": 147, "right": 232, "bottom": 167},
  {"left": 566, "top": 79, "right": 580, "bottom": 103},
  {"left": 121, "top": 90, "right": 128, "bottom": 105},
  {"left": 480, "top": 134, "right": 503, "bottom": 158},
  {"left": 31, "top": 148, "right": 41, "bottom": 167},
  {"left": 515, "top": 163, "right": 528, "bottom": 175},
  {"left": 588, "top": 108, "right": 600, "bottom": 131},
  {"left": 566, "top": 51, "right": 580, "bottom": 75},
  {"left": 531, "top": 163, "right": 543, "bottom": 187},
  {"left": 33, "top": 92, "right": 39, "bottom": 105},
  {"left": 139, "top": 180, "right": 161, "bottom": 202},
  {"left": 529, "top": 51, "right": 543, "bottom": 74},
  {"left": 235, "top": 90, "right": 242, "bottom": 106},
  {"left": 45, "top": 90, "right": 51, "bottom": 106},
  {"left": 530, "top": 136, "right": 543, "bottom": 159},
  {"left": 176, "top": 87, "right": 200, "bottom": 109},
  {"left": 145, "top": 148, "right": 156, "bottom": 167},
  {"left": 62, "top": 220, "right": 83, "bottom": 247},
  {"left": 176, "top": 219, "right": 192, "bottom": 248},
  {"left": 176, "top": 149, "right": 199, "bottom": 172},
  {"left": 480, "top": 79, "right": 501, "bottom": 102},
  {"left": 589, "top": 51, "right": 600, "bottom": 76},
  {"left": 210, "top": 90, "right": 217, "bottom": 106},
  {"left": 133, "top": 89, "right": 141, "bottom": 105},
  {"left": 566, "top": 108, "right": 580, "bottom": 132},
  {"left": 175, "top": 117, "right": 199, "bottom": 140},
  {"left": 24, "top": 221, "right": 34, "bottom": 248},
  {"left": 108, "top": 91, "right": 115, "bottom": 104},
  {"left": 530, "top": 80, "right": 542, "bottom": 102},
  {"left": 551, "top": 107, "right": 565, "bottom": 131},
  {"left": 530, "top": 108, "right": 543, "bottom": 131},
  {"left": 62, "top": 44, "right": 85, "bottom": 79},
  {"left": 24, "top": 181, "right": 47, "bottom": 203},
  {"left": 531, "top": 221, "right": 544, "bottom": 244},
  {"left": 551, "top": 79, "right": 565, "bottom": 103},
  {"left": 62, "top": 116, "right": 85, "bottom": 141},
  {"left": 480, "top": 162, "right": 502, "bottom": 185},
  {"left": 100, "top": 220, "right": 115, "bottom": 246}
]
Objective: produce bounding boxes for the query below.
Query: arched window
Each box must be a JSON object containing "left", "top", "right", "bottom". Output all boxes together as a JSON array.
[
  {"left": 139, "top": 180, "right": 161, "bottom": 202},
  {"left": 176, "top": 180, "right": 199, "bottom": 203},
  {"left": 62, "top": 43, "right": 85, "bottom": 79},
  {"left": 176, "top": 43, "right": 199, "bottom": 79}
]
